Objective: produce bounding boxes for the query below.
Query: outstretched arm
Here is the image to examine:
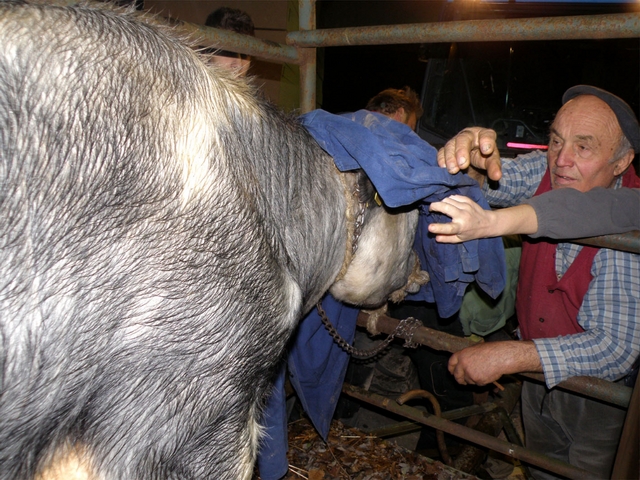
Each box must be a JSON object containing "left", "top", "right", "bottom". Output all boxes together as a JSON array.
[
  {"left": 429, "top": 188, "right": 640, "bottom": 243},
  {"left": 428, "top": 195, "right": 537, "bottom": 243},
  {"left": 526, "top": 187, "right": 640, "bottom": 238}
]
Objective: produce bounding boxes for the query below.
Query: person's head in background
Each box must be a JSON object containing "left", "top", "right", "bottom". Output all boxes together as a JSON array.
[
  {"left": 366, "top": 87, "right": 423, "bottom": 131},
  {"left": 205, "top": 7, "right": 254, "bottom": 77}
]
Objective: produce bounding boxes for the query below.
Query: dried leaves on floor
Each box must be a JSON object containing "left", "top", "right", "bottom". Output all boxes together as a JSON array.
[{"left": 255, "top": 417, "right": 474, "bottom": 480}]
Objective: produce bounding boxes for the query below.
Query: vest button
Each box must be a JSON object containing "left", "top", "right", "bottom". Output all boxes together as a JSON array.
[{"left": 539, "top": 318, "right": 545, "bottom": 323}]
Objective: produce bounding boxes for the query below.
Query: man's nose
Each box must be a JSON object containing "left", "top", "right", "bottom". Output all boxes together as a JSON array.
[{"left": 555, "top": 144, "right": 575, "bottom": 167}]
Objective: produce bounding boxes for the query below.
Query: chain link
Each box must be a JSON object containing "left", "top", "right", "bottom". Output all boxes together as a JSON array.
[
  {"left": 351, "top": 183, "right": 366, "bottom": 256},
  {"left": 317, "top": 302, "right": 423, "bottom": 359}
]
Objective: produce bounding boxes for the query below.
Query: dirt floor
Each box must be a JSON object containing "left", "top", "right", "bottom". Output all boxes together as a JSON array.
[{"left": 253, "top": 417, "right": 478, "bottom": 480}]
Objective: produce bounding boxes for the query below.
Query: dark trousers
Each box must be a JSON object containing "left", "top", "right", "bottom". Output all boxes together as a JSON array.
[{"left": 521, "top": 381, "right": 627, "bottom": 480}]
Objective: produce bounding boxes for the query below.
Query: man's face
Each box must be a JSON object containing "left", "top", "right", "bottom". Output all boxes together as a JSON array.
[
  {"left": 210, "top": 55, "right": 251, "bottom": 77},
  {"left": 404, "top": 112, "right": 417, "bottom": 131},
  {"left": 389, "top": 108, "right": 417, "bottom": 130},
  {"left": 547, "top": 95, "right": 626, "bottom": 192}
]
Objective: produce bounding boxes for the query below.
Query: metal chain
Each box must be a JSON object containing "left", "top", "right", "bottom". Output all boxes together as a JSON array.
[
  {"left": 317, "top": 302, "right": 423, "bottom": 359},
  {"left": 395, "top": 316, "right": 423, "bottom": 349},
  {"left": 351, "top": 183, "right": 366, "bottom": 256}
]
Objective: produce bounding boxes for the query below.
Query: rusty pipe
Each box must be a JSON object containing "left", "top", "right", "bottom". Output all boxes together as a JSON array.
[
  {"left": 357, "top": 312, "right": 632, "bottom": 408},
  {"left": 575, "top": 230, "right": 640, "bottom": 254},
  {"left": 299, "top": 0, "right": 317, "bottom": 113},
  {"left": 397, "top": 389, "right": 453, "bottom": 466},
  {"left": 343, "top": 384, "right": 595, "bottom": 480},
  {"left": 287, "top": 13, "right": 640, "bottom": 47}
]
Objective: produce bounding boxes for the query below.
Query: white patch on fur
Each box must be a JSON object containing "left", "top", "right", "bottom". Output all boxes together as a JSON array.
[
  {"left": 282, "top": 273, "right": 303, "bottom": 328},
  {"left": 174, "top": 107, "right": 221, "bottom": 208},
  {"left": 237, "top": 403, "right": 264, "bottom": 480},
  {"left": 36, "top": 443, "right": 101, "bottom": 480},
  {"left": 173, "top": 65, "right": 262, "bottom": 209}
]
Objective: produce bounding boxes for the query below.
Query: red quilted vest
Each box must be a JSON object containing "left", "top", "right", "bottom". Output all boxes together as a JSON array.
[{"left": 516, "top": 166, "right": 640, "bottom": 340}]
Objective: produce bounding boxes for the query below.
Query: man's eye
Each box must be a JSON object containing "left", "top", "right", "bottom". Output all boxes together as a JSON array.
[{"left": 574, "top": 143, "right": 594, "bottom": 158}]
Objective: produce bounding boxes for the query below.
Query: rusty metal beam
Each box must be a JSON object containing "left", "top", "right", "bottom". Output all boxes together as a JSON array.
[
  {"left": 366, "top": 402, "right": 499, "bottom": 438},
  {"left": 40, "top": 0, "right": 301, "bottom": 64},
  {"left": 183, "top": 22, "right": 300, "bottom": 65},
  {"left": 343, "top": 384, "right": 593, "bottom": 480},
  {"left": 287, "top": 12, "right": 640, "bottom": 47},
  {"left": 357, "top": 312, "right": 632, "bottom": 408},
  {"left": 575, "top": 230, "right": 640, "bottom": 254},
  {"left": 299, "top": 0, "right": 317, "bottom": 112}
]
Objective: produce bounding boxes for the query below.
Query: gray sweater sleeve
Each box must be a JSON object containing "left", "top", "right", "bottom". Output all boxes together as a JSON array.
[{"left": 524, "top": 187, "right": 640, "bottom": 239}]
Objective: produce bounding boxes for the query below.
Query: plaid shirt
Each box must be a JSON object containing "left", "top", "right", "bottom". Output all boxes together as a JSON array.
[{"left": 483, "top": 151, "right": 640, "bottom": 387}]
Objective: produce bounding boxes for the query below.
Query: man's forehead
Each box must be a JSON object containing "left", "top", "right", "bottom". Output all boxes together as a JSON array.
[
  {"left": 562, "top": 85, "right": 640, "bottom": 153},
  {"left": 561, "top": 94, "right": 616, "bottom": 115},
  {"left": 554, "top": 96, "right": 621, "bottom": 137}
]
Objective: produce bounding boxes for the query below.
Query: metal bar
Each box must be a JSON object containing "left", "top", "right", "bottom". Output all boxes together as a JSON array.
[
  {"left": 357, "top": 312, "right": 632, "bottom": 408},
  {"left": 299, "top": 0, "right": 317, "bottom": 113},
  {"left": 369, "top": 402, "right": 501, "bottom": 439},
  {"left": 179, "top": 22, "right": 300, "bottom": 65},
  {"left": 574, "top": 230, "right": 640, "bottom": 254},
  {"left": 366, "top": 421, "right": 422, "bottom": 439},
  {"left": 343, "top": 384, "right": 595, "bottom": 480},
  {"left": 441, "top": 402, "right": 498, "bottom": 421},
  {"left": 518, "top": 372, "right": 630, "bottom": 409},
  {"left": 41, "top": 0, "right": 301, "bottom": 64},
  {"left": 287, "top": 12, "right": 640, "bottom": 47},
  {"left": 368, "top": 400, "right": 522, "bottom": 439}
]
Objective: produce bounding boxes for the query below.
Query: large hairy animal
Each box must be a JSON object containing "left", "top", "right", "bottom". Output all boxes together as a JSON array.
[{"left": 0, "top": 2, "right": 419, "bottom": 479}]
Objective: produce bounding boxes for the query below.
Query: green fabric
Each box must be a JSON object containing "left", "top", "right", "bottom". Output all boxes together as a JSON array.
[{"left": 459, "top": 236, "right": 522, "bottom": 336}]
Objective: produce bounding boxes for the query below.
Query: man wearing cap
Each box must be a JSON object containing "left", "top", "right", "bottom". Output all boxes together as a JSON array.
[{"left": 437, "top": 85, "right": 640, "bottom": 479}]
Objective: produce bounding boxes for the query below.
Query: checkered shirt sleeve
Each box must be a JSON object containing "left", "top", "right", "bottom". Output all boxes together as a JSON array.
[{"left": 481, "top": 151, "right": 548, "bottom": 207}]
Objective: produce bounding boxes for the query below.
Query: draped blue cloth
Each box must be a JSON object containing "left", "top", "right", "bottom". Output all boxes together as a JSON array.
[{"left": 303, "top": 110, "right": 506, "bottom": 317}]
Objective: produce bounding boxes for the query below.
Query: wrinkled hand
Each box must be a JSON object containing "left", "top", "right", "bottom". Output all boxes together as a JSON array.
[
  {"left": 448, "top": 341, "right": 541, "bottom": 386},
  {"left": 428, "top": 195, "right": 494, "bottom": 243},
  {"left": 437, "top": 127, "right": 502, "bottom": 184}
]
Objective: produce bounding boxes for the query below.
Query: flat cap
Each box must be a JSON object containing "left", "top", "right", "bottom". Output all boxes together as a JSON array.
[{"left": 563, "top": 85, "right": 640, "bottom": 154}]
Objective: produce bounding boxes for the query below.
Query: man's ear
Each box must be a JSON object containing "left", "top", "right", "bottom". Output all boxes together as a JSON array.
[{"left": 613, "top": 150, "right": 635, "bottom": 177}]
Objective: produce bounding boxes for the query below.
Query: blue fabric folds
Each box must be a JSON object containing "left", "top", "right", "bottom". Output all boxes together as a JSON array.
[
  {"left": 302, "top": 109, "right": 506, "bottom": 317},
  {"left": 258, "top": 296, "right": 358, "bottom": 480},
  {"left": 288, "top": 296, "right": 359, "bottom": 439}
]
